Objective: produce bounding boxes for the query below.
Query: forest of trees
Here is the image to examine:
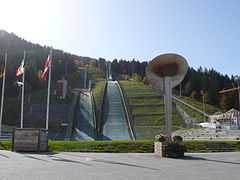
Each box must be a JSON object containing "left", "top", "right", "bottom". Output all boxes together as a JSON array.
[
  {"left": 0, "top": 30, "right": 92, "bottom": 98},
  {"left": 110, "top": 59, "right": 240, "bottom": 111},
  {"left": 1, "top": 29, "right": 239, "bottom": 116},
  {"left": 0, "top": 30, "right": 96, "bottom": 125}
]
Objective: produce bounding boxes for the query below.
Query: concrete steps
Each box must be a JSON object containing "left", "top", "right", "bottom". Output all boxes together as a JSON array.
[
  {"left": 130, "top": 104, "right": 164, "bottom": 108},
  {"left": 129, "top": 95, "right": 162, "bottom": 99}
]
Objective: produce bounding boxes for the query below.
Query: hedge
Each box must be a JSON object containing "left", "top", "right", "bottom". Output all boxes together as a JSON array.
[{"left": 1, "top": 140, "right": 240, "bottom": 153}]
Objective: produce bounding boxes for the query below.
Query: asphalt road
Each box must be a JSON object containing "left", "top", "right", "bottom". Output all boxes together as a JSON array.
[{"left": 0, "top": 151, "right": 239, "bottom": 180}]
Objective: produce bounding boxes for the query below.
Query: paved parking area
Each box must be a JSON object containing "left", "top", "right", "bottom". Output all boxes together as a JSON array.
[{"left": 0, "top": 151, "right": 239, "bottom": 180}]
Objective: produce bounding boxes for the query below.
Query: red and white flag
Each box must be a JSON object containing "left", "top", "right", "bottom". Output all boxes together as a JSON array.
[
  {"left": 41, "top": 55, "right": 52, "bottom": 80},
  {"left": 16, "top": 59, "right": 24, "bottom": 76}
]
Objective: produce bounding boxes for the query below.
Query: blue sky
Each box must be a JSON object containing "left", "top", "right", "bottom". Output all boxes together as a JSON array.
[{"left": 0, "top": 0, "right": 240, "bottom": 75}]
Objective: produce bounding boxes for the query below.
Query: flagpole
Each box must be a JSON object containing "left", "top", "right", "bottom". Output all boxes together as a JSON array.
[
  {"left": 20, "top": 51, "right": 26, "bottom": 128},
  {"left": 0, "top": 53, "right": 7, "bottom": 136},
  {"left": 46, "top": 48, "right": 52, "bottom": 131}
]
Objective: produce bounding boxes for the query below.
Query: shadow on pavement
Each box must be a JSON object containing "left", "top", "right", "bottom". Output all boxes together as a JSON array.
[
  {"left": 50, "top": 156, "right": 91, "bottom": 166},
  {"left": 51, "top": 153, "right": 159, "bottom": 171},
  {"left": 20, "top": 152, "right": 58, "bottom": 155},
  {"left": 0, "top": 153, "right": 10, "bottom": 158},
  {"left": 24, "top": 155, "right": 49, "bottom": 163},
  {"left": 94, "top": 159, "right": 160, "bottom": 171},
  {"left": 184, "top": 155, "right": 240, "bottom": 166}
]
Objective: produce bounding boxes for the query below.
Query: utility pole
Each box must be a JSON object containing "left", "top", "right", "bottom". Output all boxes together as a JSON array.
[
  {"left": 219, "top": 76, "right": 240, "bottom": 129},
  {"left": 203, "top": 93, "right": 206, "bottom": 121},
  {"left": 20, "top": 51, "right": 26, "bottom": 128},
  {"left": 0, "top": 53, "right": 7, "bottom": 136},
  {"left": 84, "top": 69, "right": 87, "bottom": 89},
  {"left": 164, "top": 77, "right": 172, "bottom": 141},
  {"left": 179, "top": 83, "right": 182, "bottom": 97},
  {"left": 46, "top": 48, "right": 52, "bottom": 131},
  {"left": 237, "top": 76, "right": 240, "bottom": 129},
  {"left": 201, "top": 90, "right": 206, "bottom": 121}
]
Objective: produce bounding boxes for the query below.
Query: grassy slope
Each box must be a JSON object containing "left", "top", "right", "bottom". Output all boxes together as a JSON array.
[
  {"left": 120, "top": 80, "right": 182, "bottom": 140},
  {"left": 92, "top": 80, "right": 106, "bottom": 112},
  {"left": 120, "top": 80, "right": 220, "bottom": 140},
  {"left": 176, "top": 96, "right": 220, "bottom": 122},
  {"left": 92, "top": 80, "right": 106, "bottom": 132}
]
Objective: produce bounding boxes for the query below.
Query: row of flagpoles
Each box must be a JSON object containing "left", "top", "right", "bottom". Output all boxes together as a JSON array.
[{"left": 0, "top": 49, "right": 52, "bottom": 136}]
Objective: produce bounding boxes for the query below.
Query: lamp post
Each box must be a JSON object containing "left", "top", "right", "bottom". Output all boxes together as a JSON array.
[
  {"left": 234, "top": 75, "right": 240, "bottom": 129},
  {"left": 179, "top": 83, "right": 182, "bottom": 97},
  {"left": 201, "top": 90, "right": 206, "bottom": 122}
]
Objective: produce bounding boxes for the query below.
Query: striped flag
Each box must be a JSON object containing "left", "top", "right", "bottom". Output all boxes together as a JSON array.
[
  {"left": 0, "top": 68, "right": 5, "bottom": 78},
  {"left": 41, "top": 55, "right": 52, "bottom": 80},
  {"left": 42, "top": 49, "right": 53, "bottom": 131},
  {"left": 16, "top": 59, "right": 24, "bottom": 76}
]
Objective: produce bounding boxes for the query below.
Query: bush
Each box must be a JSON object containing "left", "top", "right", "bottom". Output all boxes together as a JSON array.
[
  {"left": 173, "top": 136, "right": 183, "bottom": 144},
  {"left": 1, "top": 140, "right": 240, "bottom": 153},
  {"left": 48, "top": 140, "right": 154, "bottom": 153},
  {"left": 0, "top": 141, "right": 12, "bottom": 150},
  {"left": 155, "top": 134, "right": 166, "bottom": 142},
  {"left": 184, "top": 140, "right": 240, "bottom": 153},
  {"left": 143, "top": 77, "right": 149, "bottom": 85},
  {"left": 132, "top": 73, "right": 142, "bottom": 82}
]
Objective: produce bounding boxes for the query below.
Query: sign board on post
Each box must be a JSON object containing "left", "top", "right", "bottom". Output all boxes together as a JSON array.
[{"left": 12, "top": 128, "right": 48, "bottom": 152}]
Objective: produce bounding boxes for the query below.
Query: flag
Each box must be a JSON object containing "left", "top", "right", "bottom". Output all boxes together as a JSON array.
[
  {"left": 16, "top": 59, "right": 24, "bottom": 76},
  {"left": 16, "top": 81, "right": 23, "bottom": 86},
  {"left": 0, "top": 69, "right": 5, "bottom": 78},
  {"left": 43, "top": 49, "right": 52, "bottom": 131},
  {"left": 41, "top": 55, "right": 52, "bottom": 80},
  {"left": 37, "top": 70, "right": 43, "bottom": 80}
]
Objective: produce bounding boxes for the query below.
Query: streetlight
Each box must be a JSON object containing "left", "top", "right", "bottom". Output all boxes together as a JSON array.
[
  {"left": 234, "top": 75, "right": 240, "bottom": 129},
  {"left": 201, "top": 90, "right": 206, "bottom": 122}
]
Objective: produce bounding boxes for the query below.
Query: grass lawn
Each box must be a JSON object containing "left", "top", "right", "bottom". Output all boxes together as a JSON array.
[
  {"left": 129, "top": 98, "right": 163, "bottom": 105},
  {"left": 175, "top": 96, "right": 220, "bottom": 122},
  {"left": 92, "top": 80, "right": 106, "bottom": 112},
  {"left": 1, "top": 140, "right": 240, "bottom": 153},
  {"left": 184, "top": 140, "right": 240, "bottom": 153},
  {"left": 178, "top": 96, "right": 220, "bottom": 114},
  {"left": 121, "top": 80, "right": 220, "bottom": 124},
  {"left": 120, "top": 80, "right": 183, "bottom": 139},
  {"left": 0, "top": 140, "right": 153, "bottom": 153}
]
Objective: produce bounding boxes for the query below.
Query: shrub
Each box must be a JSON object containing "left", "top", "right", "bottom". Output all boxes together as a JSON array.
[
  {"left": 155, "top": 134, "right": 166, "bottom": 142},
  {"left": 173, "top": 136, "right": 183, "bottom": 144}
]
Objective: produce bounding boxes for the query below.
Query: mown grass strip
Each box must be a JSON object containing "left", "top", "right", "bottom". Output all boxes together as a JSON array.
[
  {"left": 184, "top": 140, "right": 240, "bottom": 153},
  {"left": 1, "top": 140, "right": 240, "bottom": 153},
  {"left": 48, "top": 140, "right": 153, "bottom": 153},
  {"left": 0, "top": 141, "right": 12, "bottom": 150}
]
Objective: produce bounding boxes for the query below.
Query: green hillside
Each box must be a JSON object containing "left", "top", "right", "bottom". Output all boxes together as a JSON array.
[
  {"left": 119, "top": 80, "right": 183, "bottom": 140},
  {"left": 175, "top": 96, "right": 220, "bottom": 122},
  {"left": 119, "top": 80, "right": 220, "bottom": 140}
]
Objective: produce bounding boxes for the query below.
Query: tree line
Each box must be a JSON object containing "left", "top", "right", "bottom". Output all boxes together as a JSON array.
[
  {"left": 110, "top": 59, "right": 239, "bottom": 111},
  {"left": 0, "top": 30, "right": 91, "bottom": 126},
  {"left": 1, "top": 28, "right": 238, "bottom": 117},
  {"left": 0, "top": 30, "right": 90, "bottom": 98}
]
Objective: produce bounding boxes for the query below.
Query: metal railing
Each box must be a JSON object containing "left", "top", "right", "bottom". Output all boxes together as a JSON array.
[
  {"left": 117, "top": 81, "right": 136, "bottom": 140},
  {"left": 90, "top": 91, "right": 97, "bottom": 132},
  {"left": 173, "top": 96, "right": 209, "bottom": 118}
]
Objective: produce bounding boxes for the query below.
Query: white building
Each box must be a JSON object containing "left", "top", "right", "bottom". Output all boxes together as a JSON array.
[{"left": 209, "top": 108, "right": 240, "bottom": 129}]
